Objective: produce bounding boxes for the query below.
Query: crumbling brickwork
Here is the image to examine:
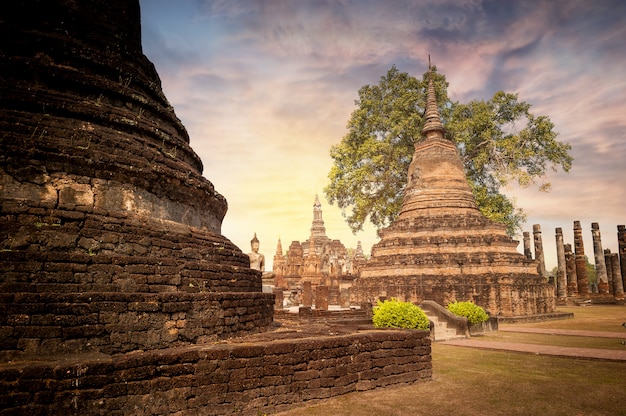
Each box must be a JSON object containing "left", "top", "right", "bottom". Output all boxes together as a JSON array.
[
  {"left": 0, "top": 329, "right": 432, "bottom": 415},
  {"left": 0, "top": 0, "right": 272, "bottom": 360},
  {"left": 0, "top": 292, "right": 274, "bottom": 357}
]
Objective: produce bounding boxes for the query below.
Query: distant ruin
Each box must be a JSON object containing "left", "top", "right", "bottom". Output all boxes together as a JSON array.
[
  {"left": 272, "top": 195, "right": 366, "bottom": 307},
  {"left": 546, "top": 222, "right": 625, "bottom": 302}
]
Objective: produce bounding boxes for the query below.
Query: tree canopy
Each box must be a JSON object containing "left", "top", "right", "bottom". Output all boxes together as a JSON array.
[{"left": 324, "top": 65, "right": 573, "bottom": 236}]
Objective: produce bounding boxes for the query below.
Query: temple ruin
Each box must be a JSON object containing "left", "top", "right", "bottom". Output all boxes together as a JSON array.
[
  {"left": 528, "top": 221, "right": 625, "bottom": 303},
  {"left": 353, "top": 65, "right": 555, "bottom": 317},
  {"left": 272, "top": 195, "right": 366, "bottom": 307},
  {"left": 0, "top": 2, "right": 432, "bottom": 414},
  {"left": 0, "top": 0, "right": 274, "bottom": 359}
]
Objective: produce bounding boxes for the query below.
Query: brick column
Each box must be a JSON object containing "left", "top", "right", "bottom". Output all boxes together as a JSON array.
[
  {"left": 302, "top": 281, "right": 313, "bottom": 307},
  {"left": 573, "top": 221, "right": 589, "bottom": 296},
  {"left": 555, "top": 228, "right": 567, "bottom": 298},
  {"left": 523, "top": 231, "right": 533, "bottom": 260},
  {"left": 610, "top": 252, "right": 624, "bottom": 300},
  {"left": 591, "top": 223, "right": 609, "bottom": 294},
  {"left": 564, "top": 243, "right": 578, "bottom": 296},
  {"left": 533, "top": 224, "right": 547, "bottom": 281},
  {"left": 618, "top": 225, "right": 626, "bottom": 294},
  {"left": 604, "top": 249, "right": 614, "bottom": 295}
]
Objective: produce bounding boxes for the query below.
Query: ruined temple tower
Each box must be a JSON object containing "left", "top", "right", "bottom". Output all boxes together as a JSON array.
[
  {"left": 0, "top": 0, "right": 273, "bottom": 358},
  {"left": 273, "top": 195, "right": 349, "bottom": 291},
  {"left": 355, "top": 64, "right": 555, "bottom": 316}
]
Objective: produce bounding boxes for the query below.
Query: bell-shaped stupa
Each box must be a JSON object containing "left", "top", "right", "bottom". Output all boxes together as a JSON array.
[
  {"left": 0, "top": 0, "right": 273, "bottom": 358},
  {"left": 355, "top": 63, "right": 555, "bottom": 316}
]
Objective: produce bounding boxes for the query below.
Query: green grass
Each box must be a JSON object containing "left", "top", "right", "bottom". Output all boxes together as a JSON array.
[
  {"left": 274, "top": 305, "right": 626, "bottom": 416},
  {"left": 500, "top": 305, "right": 626, "bottom": 332},
  {"left": 476, "top": 331, "right": 625, "bottom": 350}
]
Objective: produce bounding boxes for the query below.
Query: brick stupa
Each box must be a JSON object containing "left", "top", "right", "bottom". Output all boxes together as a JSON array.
[
  {"left": 0, "top": 0, "right": 273, "bottom": 358},
  {"left": 355, "top": 65, "right": 555, "bottom": 316}
]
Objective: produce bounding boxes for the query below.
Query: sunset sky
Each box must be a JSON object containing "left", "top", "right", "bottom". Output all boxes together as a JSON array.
[{"left": 139, "top": 0, "right": 626, "bottom": 271}]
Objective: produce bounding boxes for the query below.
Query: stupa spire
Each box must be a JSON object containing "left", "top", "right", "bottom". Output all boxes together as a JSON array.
[
  {"left": 421, "top": 56, "right": 445, "bottom": 138},
  {"left": 398, "top": 58, "right": 478, "bottom": 219},
  {"left": 310, "top": 194, "right": 327, "bottom": 240},
  {"left": 275, "top": 237, "right": 283, "bottom": 256}
]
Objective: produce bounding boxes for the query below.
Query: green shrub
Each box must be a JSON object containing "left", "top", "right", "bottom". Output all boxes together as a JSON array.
[
  {"left": 372, "top": 298, "right": 430, "bottom": 330},
  {"left": 447, "top": 301, "right": 489, "bottom": 325}
]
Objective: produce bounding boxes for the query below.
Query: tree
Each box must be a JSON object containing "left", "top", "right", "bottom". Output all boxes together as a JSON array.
[
  {"left": 325, "top": 65, "right": 573, "bottom": 235},
  {"left": 585, "top": 256, "right": 597, "bottom": 284}
]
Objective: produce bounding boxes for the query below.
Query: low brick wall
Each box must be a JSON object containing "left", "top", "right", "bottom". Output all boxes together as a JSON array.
[
  {"left": 0, "top": 292, "right": 274, "bottom": 357},
  {"left": 0, "top": 329, "right": 432, "bottom": 415}
]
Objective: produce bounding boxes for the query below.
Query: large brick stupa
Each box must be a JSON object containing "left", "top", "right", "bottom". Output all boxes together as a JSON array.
[
  {"left": 355, "top": 66, "right": 555, "bottom": 317},
  {"left": 0, "top": 0, "right": 273, "bottom": 358}
]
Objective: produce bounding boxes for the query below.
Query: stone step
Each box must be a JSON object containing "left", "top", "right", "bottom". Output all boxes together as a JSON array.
[{"left": 426, "top": 313, "right": 467, "bottom": 342}]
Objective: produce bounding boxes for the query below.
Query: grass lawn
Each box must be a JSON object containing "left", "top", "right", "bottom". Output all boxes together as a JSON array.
[
  {"left": 500, "top": 305, "right": 626, "bottom": 332},
  {"left": 274, "top": 305, "right": 626, "bottom": 416}
]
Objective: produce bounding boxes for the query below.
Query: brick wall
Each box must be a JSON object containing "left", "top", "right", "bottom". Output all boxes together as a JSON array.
[
  {"left": 0, "top": 329, "right": 432, "bottom": 416},
  {"left": 0, "top": 292, "right": 275, "bottom": 357}
]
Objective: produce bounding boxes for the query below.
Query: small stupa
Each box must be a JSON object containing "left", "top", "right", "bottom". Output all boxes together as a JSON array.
[{"left": 355, "top": 63, "right": 555, "bottom": 316}]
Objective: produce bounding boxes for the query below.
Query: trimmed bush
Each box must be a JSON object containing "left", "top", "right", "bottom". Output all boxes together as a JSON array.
[
  {"left": 447, "top": 301, "right": 489, "bottom": 325},
  {"left": 372, "top": 298, "right": 430, "bottom": 330}
]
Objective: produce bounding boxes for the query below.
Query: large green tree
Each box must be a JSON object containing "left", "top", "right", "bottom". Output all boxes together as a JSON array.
[{"left": 325, "top": 65, "right": 573, "bottom": 236}]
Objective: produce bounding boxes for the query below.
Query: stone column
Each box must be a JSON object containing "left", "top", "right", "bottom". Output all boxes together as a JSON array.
[
  {"left": 564, "top": 243, "right": 578, "bottom": 296},
  {"left": 523, "top": 232, "right": 533, "bottom": 260},
  {"left": 604, "top": 249, "right": 614, "bottom": 295},
  {"left": 573, "top": 221, "right": 589, "bottom": 296},
  {"left": 619, "top": 225, "right": 626, "bottom": 293},
  {"left": 609, "top": 252, "right": 624, "bottom": 300},
  {"left": 591, "top": 223, "right": 609, "bottom": 294},
  {"left": 555, "top": 228, "right": 567, "bottom": 298},
  {"left": 533, "top": 225, "right": 547, "bottom": 281}
]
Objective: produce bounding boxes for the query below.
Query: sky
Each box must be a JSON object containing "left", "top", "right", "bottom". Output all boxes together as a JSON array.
[{"left": 139, "top": 0, "right": 626, "bottom": 272}]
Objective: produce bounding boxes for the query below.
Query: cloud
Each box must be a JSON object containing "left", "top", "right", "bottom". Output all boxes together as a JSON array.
[{"left": 140, "top": 0, "right": 626, "bottom": 270}]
